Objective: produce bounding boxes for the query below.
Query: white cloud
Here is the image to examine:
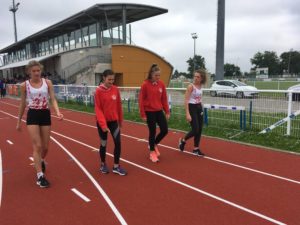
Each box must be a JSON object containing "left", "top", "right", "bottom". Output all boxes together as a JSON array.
[{"left": 0, "top": 0, "right": 299, "bottom": 73}]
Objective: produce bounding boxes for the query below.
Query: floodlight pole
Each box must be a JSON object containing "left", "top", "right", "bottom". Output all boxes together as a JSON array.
[
  {"left": 9, "top": 0, "right": 20, "bottom": 43},
  {"left": 191, "top": 33, "right": 198, "bottom": 72},
  {"left": 215, "top": 0, "right": 225, "bottom": 80}
]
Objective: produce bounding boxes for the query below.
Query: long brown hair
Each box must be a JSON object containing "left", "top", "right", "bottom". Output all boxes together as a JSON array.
[
  {"left": 195, "top": 69, "right": 207, "bottom": 85},
  {"left": 147, "top": 64, "right": 160, "bottom": 80}
]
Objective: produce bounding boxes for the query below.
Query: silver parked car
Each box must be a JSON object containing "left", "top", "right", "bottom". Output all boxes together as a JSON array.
[{"left": 210, "top": 80, "right": 258, "bottom": 98}]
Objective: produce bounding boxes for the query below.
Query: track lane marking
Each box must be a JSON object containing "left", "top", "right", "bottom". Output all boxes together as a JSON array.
[
  {"left": 53, "top": 112, "right": 300, "bottom": 186},
  {"left": 1, "top": 107, "right": 300, "bottom": 185},
  {"left": 2, "top": 104, "right": 284, "bottom": 223},
  {"left": 6, "top": 140, "right": 13, "bottom": 145},
  {"left": 50, "top": 130, "right": 286, "bottom": 225},
  {"left": 51, "top": 136, "right": 127, "bottom": 225},
  {"left": 0, "top": 109, "right": 127, "bottom": 225},
  {"left": 71, "top": 188, "right": 91, "bottom": 202}
]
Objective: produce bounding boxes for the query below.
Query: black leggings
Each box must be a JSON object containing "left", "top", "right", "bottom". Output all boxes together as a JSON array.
[
  {"left": 146, "top": 110, "right": 168, "bottom": 151},
  {"left": 97, "top": 121, "right": 121, "bottom": 164},
  {"left": 184, "top": 104, "right": 203, "bottom": 148}
]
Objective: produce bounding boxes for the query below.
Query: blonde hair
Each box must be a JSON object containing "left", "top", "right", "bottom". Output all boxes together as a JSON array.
[
  {"left": 26, "top": 60, "right": 44, "bottom": 74},
  {"left": 195, "top": 69, "right": 207, "bottom": 85}
]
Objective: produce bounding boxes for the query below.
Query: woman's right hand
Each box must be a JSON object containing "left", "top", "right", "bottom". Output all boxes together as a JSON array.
[
  {"left": 142, "top": 117, "right": 147, "bottom": 122},
  {"left": 186, "top": 114, "right": 192, "bottom": 122}
]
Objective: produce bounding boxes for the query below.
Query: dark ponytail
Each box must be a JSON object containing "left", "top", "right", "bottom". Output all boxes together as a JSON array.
[
  {"left": 147, "top": 64, "right": 160, "bottom": 80},
  {"left": 101, "top": 69, "right": 114, "bottom": 82}
]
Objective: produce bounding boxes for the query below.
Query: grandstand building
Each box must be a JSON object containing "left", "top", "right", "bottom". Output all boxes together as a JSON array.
[{"left": 0, "top": 3, "right": 173, "bottom": 86}]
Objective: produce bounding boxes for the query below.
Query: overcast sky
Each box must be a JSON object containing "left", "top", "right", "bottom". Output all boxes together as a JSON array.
[{"left": 0, "top": 0, "right": 299, "bottom": 73}]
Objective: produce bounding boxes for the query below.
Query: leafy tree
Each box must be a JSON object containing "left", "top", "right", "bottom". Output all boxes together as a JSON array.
[
  {"left": 224, "top": 63, "right": 241, "bottom": 77},
  {"left": 171, "top": 69, "right": 180, "bottom": 79},
  {"left": 250, "top": 51, "right": 281, "bottom": 75},
  {"left": 186, "top": 55, "right": 206, "bottom": 78},
  {"left": 280, "top": 50, "right": 300, "bottom": 75}
]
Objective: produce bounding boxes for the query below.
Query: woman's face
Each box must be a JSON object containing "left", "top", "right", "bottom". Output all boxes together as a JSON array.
[
  {"left": 151, "top": 71, "right": 161, "bottom": 82},
  {"left": 103, "top": 74, "right": 115, "bottom": 87},
  {"left": 193, "top": 72, "right": 202, "bottom": 84},
  {"left": 29, "top": 66, "right": 42, "bottom": 80}
]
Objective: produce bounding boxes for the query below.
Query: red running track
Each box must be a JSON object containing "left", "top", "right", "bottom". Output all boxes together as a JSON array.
[{"left": 0, "top": 98, "right": 300, "bottom": 225}]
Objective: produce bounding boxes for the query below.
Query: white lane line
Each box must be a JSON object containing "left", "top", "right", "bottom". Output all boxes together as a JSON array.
[
  {"left": 51, "top": 130, "right": 286, "bottom": 225},
  {"left": 0, "top": 149, "right": 2, "bottom": 208},
  {"left": 50, "top": 136, "right": 127, "bottom": 225},
  {"left": 29, "top": 157, "right": 34, "bottom": 161},
  {"left": 71, "top": 188, "right": 91, "bottom": 202},
  {"left": 6, "top": 140, "right": 13, "bottom": 145},
  {"left": 1, "top": 108, "right": 299, "bottom": 185}
]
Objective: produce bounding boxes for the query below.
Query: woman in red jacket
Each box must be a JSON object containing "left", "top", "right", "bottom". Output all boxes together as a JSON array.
[
  {"left": 139, "top": 64, "right": 170, "bottom": 162},
  {"left": 94, "top": 69, "right": 127, "bottom": 175}
]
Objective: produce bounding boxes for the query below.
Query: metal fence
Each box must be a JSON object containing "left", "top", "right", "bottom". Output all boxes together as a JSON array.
[{"left": 6, "top": 84, "right": 300, "bottom": 137}]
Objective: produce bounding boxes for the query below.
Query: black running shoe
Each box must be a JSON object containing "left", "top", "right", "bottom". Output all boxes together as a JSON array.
[
  {"left": 193, "top": 149, "right": 205, "bottom": 156},
  {"left": 41, "top": 161, "right": 46, "bottom": 173},
  {"left": 112, "top": 165, "right": 127, "bottom": 176},
  {"left": 100, "top": 163, "right": 109, "bottom": 174},
  {"left": 178, "top": 138, "right": 186, "bottom": 151},
  {"left": 36, "top": 176, "right": 50, "bottom": 188}
]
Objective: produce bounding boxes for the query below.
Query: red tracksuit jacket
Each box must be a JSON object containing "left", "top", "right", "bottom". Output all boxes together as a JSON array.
[
  {"left": 94, "top": 84, "right": 123, "bottom": 130},
  {"left": 139, "top": 79, "right": 170, "bottom": 118}
]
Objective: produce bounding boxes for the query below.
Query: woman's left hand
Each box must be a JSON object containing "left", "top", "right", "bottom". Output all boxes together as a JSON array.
[
  {"left": 166, "top": 114, "right": 170, "bottom": 120},
  {"left": 57, "top": 112, "right": 64, "bottom": 120}
]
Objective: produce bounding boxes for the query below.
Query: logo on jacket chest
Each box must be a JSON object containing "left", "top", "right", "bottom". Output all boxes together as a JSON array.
[
  {"left": 158, "top": 88, "right": 162, "bottom": 93},
  {"left": 111, "top": 94, "right": 116, "bottom": 100}
]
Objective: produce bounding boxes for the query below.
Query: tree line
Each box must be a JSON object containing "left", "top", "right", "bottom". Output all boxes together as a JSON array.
[{"left": 172, "top": 50, "right": 300, "bottom": 79}]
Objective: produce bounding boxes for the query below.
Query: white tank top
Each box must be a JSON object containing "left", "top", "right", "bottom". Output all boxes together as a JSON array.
[
  {"left": 26, "top": 78, "right": 49, "bottom": 109},
  {"left": 188, "top": 84, "right": 202, "bottom": 104}
]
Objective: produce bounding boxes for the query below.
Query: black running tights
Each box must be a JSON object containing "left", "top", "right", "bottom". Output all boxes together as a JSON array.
[
  {"left": 146, "top": 110, "right": 168, "bottom": 151},
  {"left": 97, "top": 121, "right": 121, "bottom": 164},
  {"left": 184, "top": 104, "right": 203, "bottom": 148}
]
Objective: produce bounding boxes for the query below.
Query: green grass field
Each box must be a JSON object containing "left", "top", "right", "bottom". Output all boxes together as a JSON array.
[{"left": 59, "top": 100, "right": 300, "bottom": 153}]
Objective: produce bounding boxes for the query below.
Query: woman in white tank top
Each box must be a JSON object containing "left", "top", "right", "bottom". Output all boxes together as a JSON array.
[
  {"left": 178, "top": 69, "right": 207, "bottom": 156},
  {"left": 16, "top": 60, "right": 63, "bottom": 188}
]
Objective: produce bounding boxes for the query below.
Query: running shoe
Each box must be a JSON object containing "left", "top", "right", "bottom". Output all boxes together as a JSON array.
[
  {"left": 41, "top": 161, "right": 46, "bottom": 173},
  {"left": 154, "top": 146, "right": 160, "bottom": 157},
  {"left": 150, "top": 151, "right": 159, "bottom": 162},
  {"left": 100, "top": 163, "right": 109, "bottom": 174},
  {"left": 178, "top": 138, "right": 186, "bottom": 151},
  {"left": 36, "top": 176, "right": 50, "bottom": 188},
  {"left": 112, "top": 165, "right": 127, "bottom": 176},
  {"left": 192, "top": 149, "right": 205, "bottom": 156}
]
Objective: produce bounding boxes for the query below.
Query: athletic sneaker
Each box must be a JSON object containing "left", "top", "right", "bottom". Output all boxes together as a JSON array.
[
  {"left": 178, "top": 138, "right": 186, "bottom": 151},
  {"left": 154, "top": 146, "right": 160, "bottom": 157},
  {"left": 150, "top": 151, "right": 159, "bottom": 162},
  {"left": 41, "top": 161, "right": 46, "bottom": 173},
  {"left": 193, "top": 149, "right": 205, "bottom": 156},
  {"left": 36, "top": 176, "right": 50, "bottom": 188},
  {"left": 100, "top": 163, "right": 109, "bottom": 174},
  {"left": 112, "top": 165, "right": 127, "bottom": 176}
]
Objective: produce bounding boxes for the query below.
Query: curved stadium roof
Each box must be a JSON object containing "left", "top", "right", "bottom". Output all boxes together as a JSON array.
[{"left": 0, "top": 3, "right": 168, "bottom": 53}]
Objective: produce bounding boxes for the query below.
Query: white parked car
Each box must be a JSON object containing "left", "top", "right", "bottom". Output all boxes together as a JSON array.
[
  {"left": 287, "top": 84, "right": 300, "bottom": 101},
  {"left": 210, "top": 80, "right": 258, "bottom": 98}
]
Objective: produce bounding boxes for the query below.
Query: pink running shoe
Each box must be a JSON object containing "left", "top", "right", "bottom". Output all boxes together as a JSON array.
[
  {"left": 150, "top": 151, "right": 159, "bottom": 162},
  {"left": 154, "top": 146, "right": 160, "bottom": 157}
]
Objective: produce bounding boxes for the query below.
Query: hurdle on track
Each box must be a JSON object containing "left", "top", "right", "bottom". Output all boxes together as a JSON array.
[
  {"left": 259, "top": 110, "right": 300, "bottom": 134},
  {"left": 203, "top": 104, "right": 246, "bottom": 130}
]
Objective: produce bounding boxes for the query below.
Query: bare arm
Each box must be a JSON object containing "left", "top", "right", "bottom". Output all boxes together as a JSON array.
[
  {"left": 16, "top": 83, "right": 26, "bottom": 130},
  {"left": 47, "top": 80, "right": 63, "bottom": 120},
  {"left": 185, "top": 84, "right": 193, "bottom": 122}
]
